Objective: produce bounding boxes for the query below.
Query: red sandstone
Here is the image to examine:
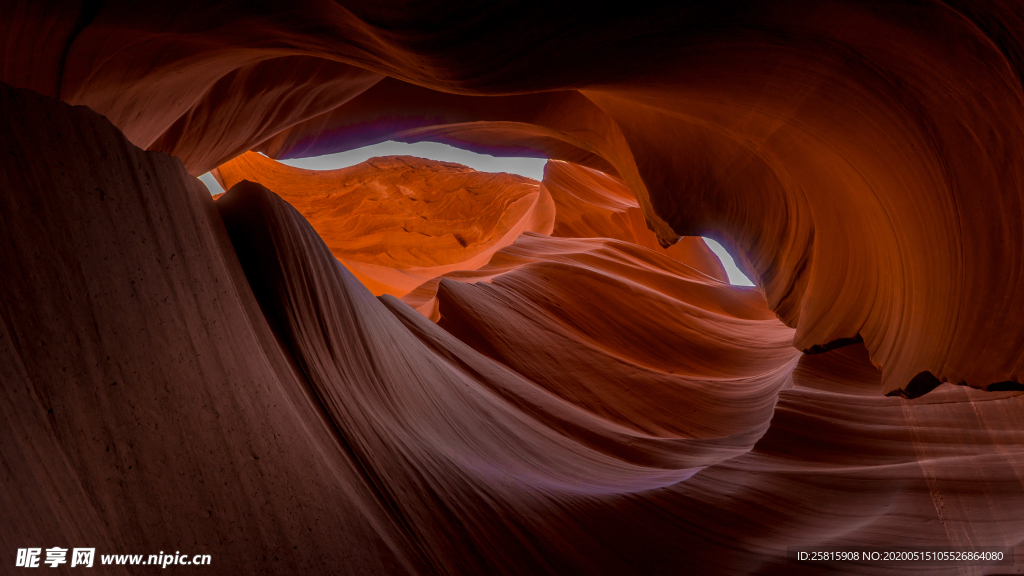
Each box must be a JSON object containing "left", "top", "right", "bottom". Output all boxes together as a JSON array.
[{"left": 4, "top": 3, "right": 1024, "bottom": 573}]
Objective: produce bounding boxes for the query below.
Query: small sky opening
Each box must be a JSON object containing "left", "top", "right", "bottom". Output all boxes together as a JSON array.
[
  {"left": 702, "top": 238, "right": 755, "bottom": 286},
  {"left": 199, "top": 141, "right": 546, "bottom": 195},
  {"left": 198, "top": 172, "right": 224, "bottom": 194},
  {"left": 277, "top": 141, "right": 548, "bottom": 180}
]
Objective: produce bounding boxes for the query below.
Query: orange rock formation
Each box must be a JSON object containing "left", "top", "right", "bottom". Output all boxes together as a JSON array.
[
  {"left": 4, "top": 2, "right": 1024, "bottom": 574},
  {"left": 216, "top": 151, "right": 553, "bottom": 296}
]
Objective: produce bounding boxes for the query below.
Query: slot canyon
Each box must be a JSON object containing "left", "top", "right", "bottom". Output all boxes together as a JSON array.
[{"left": 3, "top": 2, "right": 1024, "bottom": 574}]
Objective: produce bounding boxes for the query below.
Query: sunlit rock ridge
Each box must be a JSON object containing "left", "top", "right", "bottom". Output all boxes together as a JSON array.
[{"left": 2, "top": 2, "right": 1024, "bottom": 574}]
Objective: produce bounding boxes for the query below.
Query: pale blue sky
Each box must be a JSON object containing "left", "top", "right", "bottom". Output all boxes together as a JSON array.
[
  {"left": 702, "top": 238, "right": 755, "bottom": 286},
  {"left": 280, "top": 141, "right": 548, "bottom": 180},
  {"left": 197, "top": 141, "right": 545, "bottom": 194},
  {"left": 198, "top": 141, "right": 753, "bottom": 286}
]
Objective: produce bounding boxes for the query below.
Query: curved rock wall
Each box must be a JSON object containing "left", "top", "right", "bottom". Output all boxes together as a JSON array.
[{"left": 4, "top": 2, "right": 1024, "bottom": 572}]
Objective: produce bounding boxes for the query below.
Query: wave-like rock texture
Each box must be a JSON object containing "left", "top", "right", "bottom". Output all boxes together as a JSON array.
[
  {"left": 391, "top": 157, "right": 729, "bottom": 316},
  {"left": 431, "top": 234, "right": 796, "bottom": 442},
  {"left": 215, "top": 151, "right": 553, "bottom": 297},
  {"left": 0, "top": 82, "right": 408, "bottom": 575},
  {"left": 6, "top": 1, "right": 1024, "bottom": 573},
  {"left": 8, "top": 2, "right": 1024, "bottom": 392},
  {"left": 541, "top": 160, "right": 727, "bottom": 281},
  {"left": 5, "top": 82, "right": 1024, "bottom": 575},
  {"left": 215, "top": 178, "right": 793, "bottom": 573}
]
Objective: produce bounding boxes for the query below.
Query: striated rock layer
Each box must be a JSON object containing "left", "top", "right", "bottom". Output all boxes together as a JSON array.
[
  {"left": 4, "top": 82, "right": 1024, "bottom": 575},
  {"left": 0, "top": 82, "right": 407, "bottom": 574},
  {"left": 542, "top": 160, "right": 727, "bottom": 281},
  {"left": 5, "top": 0, "right": 1024, "bottom": 573},
  {"left": 6, "top": 1, "right": 1024, "bottom": 392}
]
